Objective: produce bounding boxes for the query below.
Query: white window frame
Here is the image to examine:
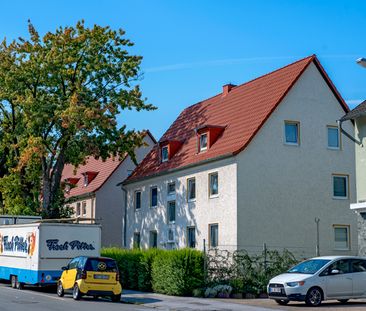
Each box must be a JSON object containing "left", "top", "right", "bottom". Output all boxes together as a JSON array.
[
  {"left": 327, "top": 125, "right": 340, "bottom": 150},
  {"left": 187, "top": 178, "right": 196, "bottom": 202},
  {"left": 161, "top": 145, "right": 169, "bottom": 162},
  {"left": 149, "top": 230, "right": 158, "bottom": 248},
  {"left": 284, "top": 120, "right": 300, "bottom": 146},
  {"left": 167, "top": 200, "right": 176, "bottom": 224},
  {"left": 187, "top": 226, "right": 196, "bottom": 248},
  {"left": 167, "top": 182, "right": 175, "bottom": 195},
  {"left": 209, "top": 172, "right": 219, "bottom": 198},
  {"left": 332, "top": 174, "right": 349, "bottom": 199},
  {"left": 199, "top": 133, "right": 208, "bottom": 152},
  {"left": 209, "top": 223, "right": 219, "bottom": 248},
  {"left": 133, "top": 232, "right": 141, "bottom": 249},
  {"left": 135, "top": 190, "right": 142, "bottom": 210},
  {"left": 82, "top": 201, "right": 87, "bottom": 216},
  {"left": 76, "top": 202, "right": 81, "bottom": 217},
  {"left": 333, "top": 225, "right": 350, "bottom": 250},
  {"left": 150, "top": 186, "right": 158, "bottom": 208}
]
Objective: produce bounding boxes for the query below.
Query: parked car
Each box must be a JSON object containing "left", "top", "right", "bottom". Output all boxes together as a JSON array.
[
  {"left": 267, "top": 256, "right": 366, "bottom": 306},
  {"left": 57, "top": 256, "right": 122, "bottom": 302}
]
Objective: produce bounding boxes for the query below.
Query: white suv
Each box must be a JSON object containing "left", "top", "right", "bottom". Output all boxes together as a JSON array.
[{"left": 267, "top": 256, "right": 366, "bottom": 307}]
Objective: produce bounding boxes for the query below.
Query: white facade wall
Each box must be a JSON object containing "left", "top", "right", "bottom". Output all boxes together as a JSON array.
[
  {"left": 236, "top": 63, "right": 357, "bottom": 258},
  {"left": 355, "top": 116, "right": 366, "bottom": 203},
  {"left": 124, "top": 157, "right": 237, "bottom": 251}
]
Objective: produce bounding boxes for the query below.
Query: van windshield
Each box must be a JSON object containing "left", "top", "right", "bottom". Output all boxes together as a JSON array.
[
  {"left": 85, "top": 258, "right": 118, "bottom": 272},
  {"left": 288, "top": 259, "right": 331, "bottom": 274}
]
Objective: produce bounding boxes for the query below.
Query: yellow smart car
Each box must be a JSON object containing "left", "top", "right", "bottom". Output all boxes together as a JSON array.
[{"left": 57, "top": 256, "right": 122, "bottom": 302}]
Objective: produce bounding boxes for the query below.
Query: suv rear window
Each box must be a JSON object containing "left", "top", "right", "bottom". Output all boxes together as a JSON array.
[{"left": 85, "top": 258, "right": 118, "bottom": 272}]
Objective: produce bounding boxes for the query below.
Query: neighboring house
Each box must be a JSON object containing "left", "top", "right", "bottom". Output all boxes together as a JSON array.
[
  {"left": 122, "top": 55, "right": 357, "bottom": 258},
  {"left": 341, "top": 101, "right": 366, "bottom": 255},
  {"left": 62, "top": 131, "right": 155, "bottom": 247}
]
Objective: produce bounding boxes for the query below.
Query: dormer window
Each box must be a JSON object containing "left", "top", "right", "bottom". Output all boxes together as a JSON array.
[
  {"left": 82, "top": 171, "right": 98, "bottom": 187},
  {"left": 161, "top": 145, "right": 169, "bottom": 162},
  {"left": 83, "top": 174, "right": 89, "bottom": 187},
  {"left": 199, "top": 133, "right": 208, "bottom": 152}
]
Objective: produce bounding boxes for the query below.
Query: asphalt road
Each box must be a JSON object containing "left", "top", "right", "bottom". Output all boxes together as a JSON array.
[{"left": 0, "top": 282, "right": 148, "bottom": 311}]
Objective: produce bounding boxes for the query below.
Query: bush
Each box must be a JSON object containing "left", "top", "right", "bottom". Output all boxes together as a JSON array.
[{"left": 152, "top": 248, "right": 204, "bottom": 296}]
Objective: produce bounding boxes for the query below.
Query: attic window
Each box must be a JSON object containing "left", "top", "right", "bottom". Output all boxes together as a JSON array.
[
  {"left": 161, "top": 146, "right": 169, "bottom": 162},
  {"left": 199, "top": 133, "right": 208, "bottom": 152},
  {"left": 82, "top": 171, "right": 98, "bottom": 187},
  {"left": 83, "top": 174, "right": 89, "bottom": 187}
]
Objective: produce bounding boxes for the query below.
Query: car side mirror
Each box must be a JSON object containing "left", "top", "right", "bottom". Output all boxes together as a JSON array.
[
  {"left": 61, "top": 266, "right": 68, "bottom": 271},
  {"left": 331, "top": 269, "right": 340, "bottom": 274}
]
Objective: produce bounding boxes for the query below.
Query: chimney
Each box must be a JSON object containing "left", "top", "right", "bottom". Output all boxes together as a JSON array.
[{"left": 222, "top": 83, "right": 236, "bottom": 97}]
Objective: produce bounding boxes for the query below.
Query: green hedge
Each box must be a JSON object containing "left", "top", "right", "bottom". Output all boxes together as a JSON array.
[
  {"left": 101, "top": 247, "right": 204, "bottom": 295},
  {"left": 152, "top": 249, "right": 204, "bottom": 296}
]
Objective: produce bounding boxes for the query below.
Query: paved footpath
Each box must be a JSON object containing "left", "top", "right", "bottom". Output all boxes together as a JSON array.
[{"left": 123, "top": 290, "right": 366, "bottom": 311}]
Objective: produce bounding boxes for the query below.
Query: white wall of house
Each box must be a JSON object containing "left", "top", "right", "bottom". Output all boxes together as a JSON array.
[
  {"left": 355, "top": 116, "right": 366, "bottom": 203},
  {"left": 124, "top": 157, "right": 237, "bottom": 251},
  {"left": 236, "top": 62, "right": 357, "bottom": 258}
]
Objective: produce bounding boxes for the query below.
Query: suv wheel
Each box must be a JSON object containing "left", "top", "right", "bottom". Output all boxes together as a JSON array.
[
  {"left": 305, "top": 287, "right": 322, "bottom": 307},
  {"left": 72, "top": 284, "right": 82, "bottom": 300},
  {"left": 57, "top": 282, "right": 64, "bottom": 297}
]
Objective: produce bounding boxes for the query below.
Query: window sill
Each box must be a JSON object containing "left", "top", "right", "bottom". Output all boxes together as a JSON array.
[
  {"left": 333, "top": 248, "right": 350, "bottom": 251},
  {"left": 187, "top": 199, "right": 196, "bottom": 203},
  {"left": 332, "top": 196, "right": 349, "bottom": 200},
  {"left": 150, "top": 205, "right": 158, "bottom": 209},
  {"left": 327, "top": 147, "right": 340, "bottom": 151},
  {"left": 135, "top": 208, "right": 141, "bottom": 212},
  {"left": 209, "top": 194, "right": 219, "bottom": 199},
  {"left": 284, "top": 142, "right": 299, "bottom": 146}
]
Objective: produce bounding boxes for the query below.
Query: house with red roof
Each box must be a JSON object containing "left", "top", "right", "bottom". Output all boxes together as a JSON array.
[
  {"left": 122, "top": 56, "right": 357, "bottom": 257},
  {"left": 62, "top": 131, "right": 155, "bottom": 247}
]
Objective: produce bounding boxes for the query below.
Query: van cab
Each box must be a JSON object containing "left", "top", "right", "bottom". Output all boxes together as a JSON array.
[{"left": 57, "top": 256, "right": 122, "bottom": 302}]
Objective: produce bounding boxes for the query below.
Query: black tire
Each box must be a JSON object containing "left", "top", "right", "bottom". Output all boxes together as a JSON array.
[
  {"left": 111, "top": 294, "right": 121, "bottom": 302},
  {"left": 338, "top": 299, "right": 349, "bottom": 304},
  {"left": 15, "top": 280, "right": 23, "bottom": 290},
  {"left": 57, "top": 281, "right": 64, "bottom": 297},
  {"left": 305, "top": 287, "right": 322, "bottom": 307},
  {"left": 72, "top": 284, "right": 82, "bottom": 300},
  {"left": 10, "top": 275, "right": 17, "bottom": 289},
  {"left": 275, "top": 299, "right": 289, "bottom": 305}
]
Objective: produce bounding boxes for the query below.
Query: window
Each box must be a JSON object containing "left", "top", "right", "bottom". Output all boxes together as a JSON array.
[
  {"left": 161, "top": 146, "right": 169, "bottom": 162},
  {"left": 149, "top": 231, "right": 157, "bottom": 248},
  {"left": 284, "top": 121, "right": 300, "bottom": 145},
  {"left": 200, "top": 133, "right": 208, "bottom": 152},
  {"left": 334, "top": 225, "right": 350, "bottom": 250},
  {"left": 352, "top": 259, "right": 366, "bottom": 273},
  {"left": 187, "top": 178, "right": 196, "bottom": 201},
  {"left": 82, "top": 201, "right": 87, "bottom": 216},
  {"left": 187, "top": 227, "right": 196, "bottom": 248},
  {"left": 209, "top": 172, "right": 219, "bottom": 197},
  {"left": 209, "top": 224, "right": 219, "bottom": 248},
  {"left": 327, "top": 126, "right": 340, "bottom": 149},
  {"left": 133, "top": 232, "right": 140, "bottom": 249},
  {"left": 167, "top": 182, "right": 175, "bottom": 195},
  {"left": 333, "top": 175, "right": 348, "bottom": 199},
  {"left": 150, "top": 187, "right": 158, "bottom": 207},
  {"left": 76, "top": 203, "right": 81, "bottom": 216},
  {"left": 135, "top": 191, "right": 141, "bottom": 210},
  {"left": 83, "top": 174, "right": 88, "bottom": 187},
  {"left": 167, "top": 201, "right": 176, "bottom": 223},
  {"left": 168, "top": 228, "right": 175, "bottom": 242}
]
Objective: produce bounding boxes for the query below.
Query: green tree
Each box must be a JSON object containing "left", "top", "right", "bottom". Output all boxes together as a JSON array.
[{"left": 0, "top": 21, "right": 155, "bottom": 217}]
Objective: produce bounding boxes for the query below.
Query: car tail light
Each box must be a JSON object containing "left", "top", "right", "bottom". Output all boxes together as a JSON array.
[
  {"left": 116, "top": 272, "right": 120, "bottom": 282},
  {"left": 81, "top": 270, "right": 87, "bottom": 279}
]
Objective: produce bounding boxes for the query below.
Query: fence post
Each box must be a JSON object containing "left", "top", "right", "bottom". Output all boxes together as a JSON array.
[
  {"left": 263, "top": 243, "right": 267, "bottom": 275},
  {"left": 203, "top": 239, "right": 207, "bottom": 285}
]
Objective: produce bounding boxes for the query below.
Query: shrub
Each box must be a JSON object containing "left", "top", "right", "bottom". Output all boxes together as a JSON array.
[{"left": 152, "top": 248, "right": 204, "bottom": 296}]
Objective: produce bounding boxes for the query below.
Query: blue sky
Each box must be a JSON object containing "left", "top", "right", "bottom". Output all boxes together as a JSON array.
[{"left": 1, "top": 1, "right": 365, "bottom": 140}]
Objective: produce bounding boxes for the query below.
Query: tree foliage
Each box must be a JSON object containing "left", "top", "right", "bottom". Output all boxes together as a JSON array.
[{"left": 0, "top": 20, "right": 155, "bottom": 217}]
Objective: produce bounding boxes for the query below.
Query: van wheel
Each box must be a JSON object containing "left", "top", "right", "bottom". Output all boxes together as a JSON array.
[
  {"left": 57, "top": 282, "right": 64, "bottom": 297},
  {"left": 338, "top": 299, "right": 349, "bottom": 304},
  {"left": 305, "top": 287, "right": 322, "bottom": 307},
  {"left": 111, "top": 294, "right": 121, "bottom": 302},
  {"left": 15, "top": 280, "right": 23, "bottom": 290},
  {"left": 10, "top": 275, "right": 17, "bottom": 289},
  {"left": 72, "top": 284, "right": 82, "bottom": 300}
]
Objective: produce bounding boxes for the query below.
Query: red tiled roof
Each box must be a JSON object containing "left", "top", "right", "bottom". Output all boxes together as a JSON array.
[
  {"left": 62, "top": 155, "right": 126, "bottom": 198},
  {"left": 126, "top": 55, "right": 349, "bottom": 183}
]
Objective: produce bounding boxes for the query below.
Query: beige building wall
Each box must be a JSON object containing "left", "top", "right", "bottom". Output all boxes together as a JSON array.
[
  {"left": 236, "top": 62, "right": 357, "bottom": 258},
  {"left": 124, "top": 157, "right": 237, "bottom": 251},
  {"left": 355, "top": 116, "right": 366, "bottom": 203}
]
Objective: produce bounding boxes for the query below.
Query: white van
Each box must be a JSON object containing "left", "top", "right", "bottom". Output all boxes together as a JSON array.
[{"left": 0, "top": 222, "right": 101, "bottom": 288}]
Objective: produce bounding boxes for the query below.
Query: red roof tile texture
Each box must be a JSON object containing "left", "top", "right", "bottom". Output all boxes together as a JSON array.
[
  {"left": 126, "top": 55, "right": 348, "bottom": 183},
  {"left": 62, "top": 156, "right": 125, "bottom": 198}
]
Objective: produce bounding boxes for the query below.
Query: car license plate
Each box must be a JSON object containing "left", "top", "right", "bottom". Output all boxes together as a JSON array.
[
  {"left": 270, "top": 287, "right": 282, "bottom": 293},
  {"left": 94, "top": 274, "right": 110, "bottom": 280}
]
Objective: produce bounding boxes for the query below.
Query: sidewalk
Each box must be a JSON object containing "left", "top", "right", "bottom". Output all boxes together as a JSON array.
[{"left": 121, "top": 290, "right": 277, "bottom": 311}]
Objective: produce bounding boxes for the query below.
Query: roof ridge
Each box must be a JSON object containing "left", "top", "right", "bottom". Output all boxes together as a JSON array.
[{"left": 179, "top": 55, "right": 315, "bottom": 113}]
